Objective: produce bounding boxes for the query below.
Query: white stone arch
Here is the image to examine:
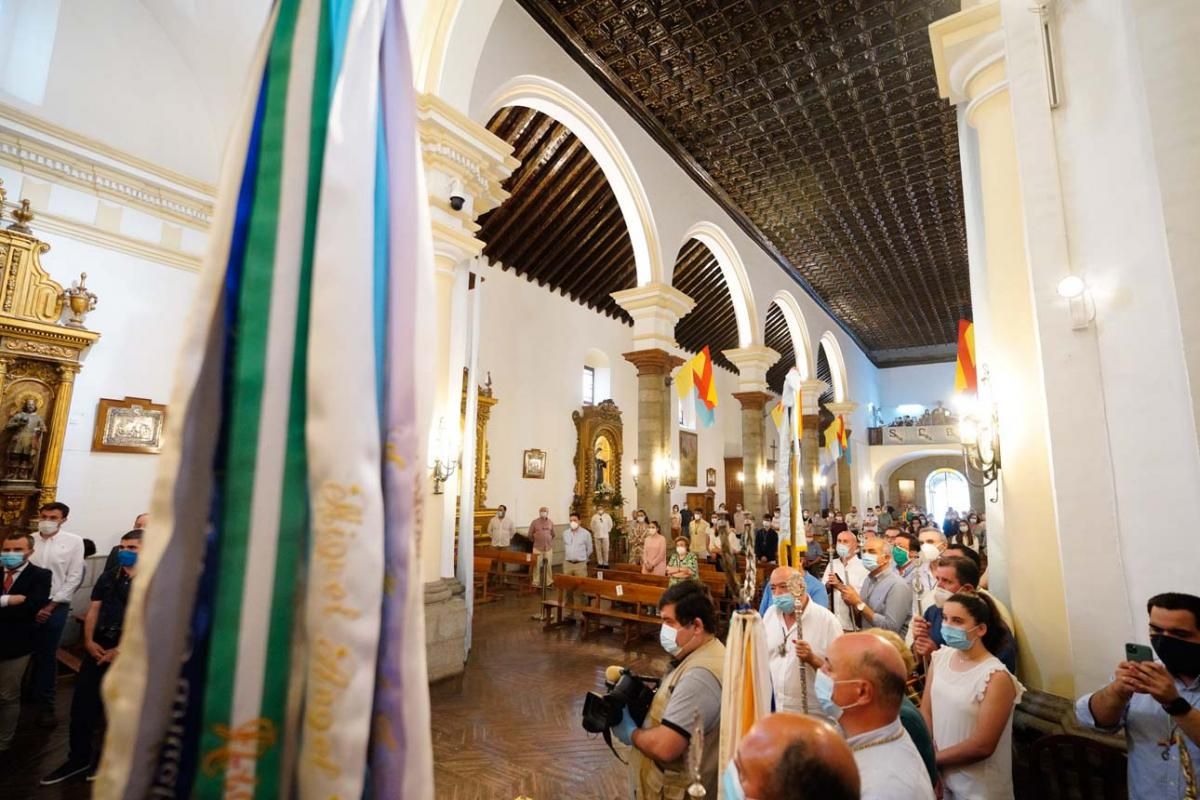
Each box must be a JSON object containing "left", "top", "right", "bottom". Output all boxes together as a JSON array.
[
  {"left": 819, "top": 331, "right": 850, "bottom": 402},
  {"left": 483, "top": 75, "right": 666, "bottom": 286},
  {"left": 767, "top": 290, "right": 815, "bottom": 379},
  {"left": 870, "top": 446, "right": 961, "bottom": 500},
  {"left": 412, "top": 0, "right": 505, "bottom": 111},
  {"left": 678, "top": 221, "right": 759, "bottom": 347}
]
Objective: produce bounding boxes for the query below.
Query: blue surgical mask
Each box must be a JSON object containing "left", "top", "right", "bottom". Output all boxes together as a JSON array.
[
  {"left": 722, "top": 761, "right": 746, "bottom": 800},
  {"left": 941, "top": 624, "right": 976, "bottom": 650},
  {"left": 660, "top": 623, "right": 680, "bottom": 656},
  {"left": 814, "top": 670, "right": 845, "bottom": 720},
  {"left": 117, "top": 550, "right": 138, "bottom": 568},
  {"left": 861, "top": 553, "right": 879, "bottom": 571},
  {"left": 0, "top": 552, "right": 23, "bottom": 569},
  {"left": 835, "top": 543, "right": 851, "bottom": 558},
  {"left": 772, "top": 593, "right": 796, "bottom": 615}
]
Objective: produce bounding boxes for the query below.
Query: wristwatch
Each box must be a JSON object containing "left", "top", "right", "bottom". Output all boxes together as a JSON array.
[
  {"left": 1162, "top": 696, "right": 1192, "bottom": 717},
  {"left": 855, "top": 601, "right": 866, "bottom": 612}
]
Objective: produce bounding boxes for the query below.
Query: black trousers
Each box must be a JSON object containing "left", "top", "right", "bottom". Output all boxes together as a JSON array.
[{"left": 68, "top": 655, "right": 109, "bottom": 765}]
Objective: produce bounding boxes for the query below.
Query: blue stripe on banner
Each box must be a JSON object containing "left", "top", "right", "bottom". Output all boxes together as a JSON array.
[
  {"left": 146, "top": 72, "right": 271, "bottom": 799},
  {"left": 372, "top": 103, "right": 388, "bottom": 425},
  {"left": 327, "top": 0, "right": 354, "bottom": 84}
]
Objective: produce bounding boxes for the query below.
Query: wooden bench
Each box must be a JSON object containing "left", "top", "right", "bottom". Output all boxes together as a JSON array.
[
  {"left": 542, "top": 575, "right": 664, "bottom": 648},
  {"left": 594, "top": 567, "right": 727, "bottom": 603},
  {"left": 473, "top": 556, "right": 497, "bottom": 604},
  {"left": 476, "top": 547, "right": 540, "bottom": 594}
]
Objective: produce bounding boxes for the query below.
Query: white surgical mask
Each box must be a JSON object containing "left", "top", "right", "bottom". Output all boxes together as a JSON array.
[
  {"left": 660, "top": 624, "right": 681, "bottom": 656},
  {"left": 569, "top": 521, "right": 579, "bottom": 530},
  {"left": 539, "top": 512, "right": 548, "bottom": 519},
  {"left": 933, "top": 586, "right": 954, "bottom": 608},
  {"left": 676, "top": 546, "right": 687, "bottom": 556},
  {"left": 920, "top": 543, "right": 940, "bottom": 562},
  {"left": 37, "top": 520, "right": 59, "bottom": 535}
]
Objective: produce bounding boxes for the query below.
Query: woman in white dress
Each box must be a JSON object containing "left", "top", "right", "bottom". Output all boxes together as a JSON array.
[{"left": 920, "top": 592, "right": 1024, "bottom": 800}]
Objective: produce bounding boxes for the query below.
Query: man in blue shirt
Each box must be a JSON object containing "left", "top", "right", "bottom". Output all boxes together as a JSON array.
[
  {"left": 910, "top": 555, "right": 1017, "bottom": 673},
  {"left": 1075, "top": 592, "right": 1200, "bottom": 800}
]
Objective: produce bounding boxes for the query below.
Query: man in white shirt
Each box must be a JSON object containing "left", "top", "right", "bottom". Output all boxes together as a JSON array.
[
  {"left": 912, "top": 528, "right": 948, "bottom": 618},
  {"left": 819, "top": 633, "right": 935, "bottom": 800},
  {"left": 589, "top": 507, "right": 613, "bottom": 568},
  {"left": 763, "top": 566, "right": 843, "bottom": 717},
  {"left": 487, "top": 505, "right": 515, "bottom": 548},
  {"left": 821, "top": 531, "right": 869, "bottom": 632},
  {"left": 28, "top": 501, "right": 84, "bottom": 726}
]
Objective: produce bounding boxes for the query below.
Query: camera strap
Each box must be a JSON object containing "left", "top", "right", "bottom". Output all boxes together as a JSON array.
[{"left": 598, "top": 727, "right": 627, "bottom": 764}]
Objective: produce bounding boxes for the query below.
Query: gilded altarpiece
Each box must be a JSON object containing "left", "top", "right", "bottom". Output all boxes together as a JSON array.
[
  {"left": 459, "top": 371, "right": 499, "bottom": 543},
  {"left": 571, "top": 400, "right": 625, "bottom": 525},
  {"left": 0, "top": 190, "right": 99, "bottom": 528}
]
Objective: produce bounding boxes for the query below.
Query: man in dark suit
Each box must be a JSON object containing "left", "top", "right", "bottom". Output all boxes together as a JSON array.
[
  {"left": 754, "top": 513, "right": 779, "bottom": 564},
  {"left": 0, "top": 531, "right": 52, "bottom": 757}
]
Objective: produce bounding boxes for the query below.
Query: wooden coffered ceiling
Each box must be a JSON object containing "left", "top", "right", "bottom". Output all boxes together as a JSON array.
[
  {"left": 673, "top": 239, "right": 739, "bottom": 373},
  {"left": 516, "top": 0, "right": 970, "bottom": 366},
  {"left": 479, "top": 106, "right": 637, "bottom": 322}
]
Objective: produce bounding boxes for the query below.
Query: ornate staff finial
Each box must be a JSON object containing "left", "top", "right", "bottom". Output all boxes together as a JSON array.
[
  {"left": 687, "top": 711, "right": 707, "bottom": 797},
  {"left": 787, "top": 572, "right": 810, "bottom": 714},
  {"left": 7, "top": 198, "right": 34, "bottom": 233}
]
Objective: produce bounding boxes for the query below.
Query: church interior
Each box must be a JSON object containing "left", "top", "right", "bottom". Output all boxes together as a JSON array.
[{"left": 0, "top": 0, "right": 1196, "bottom": 798}]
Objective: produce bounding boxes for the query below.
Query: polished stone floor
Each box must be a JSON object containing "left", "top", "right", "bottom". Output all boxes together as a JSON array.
[{"left": 431, "top": 592, "right": 670, "bottom": 800}]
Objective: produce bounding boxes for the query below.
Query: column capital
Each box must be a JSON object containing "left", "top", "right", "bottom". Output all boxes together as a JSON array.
[
  {"left": 929, "top": 1, "right": 1006, "bottom": 112},
  {"left": 732, "top": 391, "right": 774, "bottom": 411},
  {"left": 722, "top": 345, "right": 780, "bottom": 393},
  {"left": 622, "top": 348, "right": 685, "bottom": 377},
  {"left": 611, "top": 283, "right": 696, "bottom": 352},
  {"left": 825, "top": 401, "right": 858, "bottom": 417},
  {"left": 799, "top": 379, "right": 827, "bottom": 415}
]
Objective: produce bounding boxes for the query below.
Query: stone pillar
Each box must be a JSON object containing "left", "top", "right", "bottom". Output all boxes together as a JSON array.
[
  {"left": 825, "top": 401, "right": 858, "bottom": 512},
  {"left": 723, "top": 345, "right": 780, "bottom": 519},
  {"left": 612, "top": 284, "right": 696, "bottom": 529},
  {"left": 930, "top": 4, "right": 1074, "bottom": 694},
  {"left": 798, "top": 379, "right": 827, "bottom": 515},
  {"left": 416, "top": 92, "right": 518, "bottom": 682}
]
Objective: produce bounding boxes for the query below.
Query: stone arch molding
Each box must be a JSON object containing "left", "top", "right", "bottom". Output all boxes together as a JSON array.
[
  {"left": 483, "top": 75, "right": 665, "bottom": 286},
  {"left": 768, "top": 290, "right": 815, "bottom": 379},
  {"left": 679, "top": 221, "right": 759, "bottom": 348},
  {"left": 819, "top": 331, "right": 850, "bottom": 402}
]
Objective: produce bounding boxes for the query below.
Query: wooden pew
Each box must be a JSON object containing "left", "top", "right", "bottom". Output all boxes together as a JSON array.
[
  {"left": 541, "top": 575, "right": 664, "bottom": 648},
  {"left": 476, "top": 546, "right": 540, "bottom": 593},
  {"left": 594, "top": 567, "right": 727, "bottom": 603},
  {"left": 473, "top": 556, "right": 496, "bottom": 604}
]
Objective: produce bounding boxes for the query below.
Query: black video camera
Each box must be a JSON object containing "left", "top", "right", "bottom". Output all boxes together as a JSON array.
[{"left": 582, "top": 667, "right": 658, "bottom": 760}]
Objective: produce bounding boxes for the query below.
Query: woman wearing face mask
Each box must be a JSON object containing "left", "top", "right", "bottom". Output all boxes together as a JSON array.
[
  {"left": 670, "top": 504, "right": 682, "bottom": 538},
  {"left": 628, "top": 510, "right": 649, "bottom": 565},
  {"left": 666, "top": 536, "right": 699, "bottom": 586},
  {"left": 953, "top": 520, "right": 976, "bottom": 549},
  {"left": 641, "top": 521, "right": 668, "bottom": 576},
  {"left": 921, "top": 592, "right": 1023, "bottom": 799}
]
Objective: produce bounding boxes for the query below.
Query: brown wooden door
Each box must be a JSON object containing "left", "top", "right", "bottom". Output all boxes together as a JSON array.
[{"left": 685, "top": 492, "right": 713, "bottom": 518}]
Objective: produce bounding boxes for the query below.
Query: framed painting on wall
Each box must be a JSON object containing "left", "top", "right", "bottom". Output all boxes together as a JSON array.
[
  {"left": 92, "top": 396, "right": 166, "bottom": 454},
  {"left": 679, "top": 431, "right": 698, "bottom": 487},
  {"left": 705, "top": 467, "right": 717, "bottom": 488},
  {"left": 523, "top": 448, "right": 547, "bottom": 479}
]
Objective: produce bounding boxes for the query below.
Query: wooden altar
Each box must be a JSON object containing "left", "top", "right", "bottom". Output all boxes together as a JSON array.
[
  {"left": 458, "top": 371, "right": 499, "bottom": 543},
  {"left": 0, "top": 186, "right": 100, "bottom": 528},
  {"left": 571, "top": 400, "right": 625, "bottom": 524}
]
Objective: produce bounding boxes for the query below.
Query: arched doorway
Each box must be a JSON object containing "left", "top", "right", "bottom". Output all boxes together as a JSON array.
[{"left": 925, "top": 468, "right": 970, "bottom": 521}]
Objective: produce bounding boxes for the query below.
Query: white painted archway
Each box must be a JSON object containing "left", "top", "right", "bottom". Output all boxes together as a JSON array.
[
  {"left": 483, "top": 75, "right": 665, "bottom": 287},
  {"left": 679, "top": 222, "right": 759, "bottom": 347},
  {"left": 819, "top": 331, "right": 850, "bottom": 402},
  {"left": 767, "top": 290, "right": 815, "bottom": 379}
]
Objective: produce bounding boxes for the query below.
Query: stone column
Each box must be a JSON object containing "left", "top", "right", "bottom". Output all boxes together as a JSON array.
[
  {"left": 825, "top": 401, "right": 858, "bottom": 512},
  {"left": 798, "top": 379, "right": 827, "bottom": 515},
  {"left": 612, "top": 284, "right": 696, "bottom": 529},
  {"left": 930, "top": 3, "right": 1074, "bottom": 694},
  {"left": 723, "top": 345, "right": 780, "bottom": 519},
  {"left": 416, "top": 92, "right": 518, "bottom": 682}
]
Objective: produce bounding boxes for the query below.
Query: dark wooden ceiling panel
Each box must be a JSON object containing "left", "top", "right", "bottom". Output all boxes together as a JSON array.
[
  {"left": 816, "top": 342, "right": 835, "bottom": 406},
  {"left": 764, "top": 303, "right": 795, "bottom": 395},
  {"left": 673, "top": 239, "right": 739, "bottom": 373},
  {"left": 479, "top": 106, "right": 637, "bottom": 322},
  {"left": 517, "top": 0, "right": 971, "bottom": 365}
]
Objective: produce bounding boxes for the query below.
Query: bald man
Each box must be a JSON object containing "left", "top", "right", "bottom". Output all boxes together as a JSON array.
[
  {"left": 724, "top": 712, "right": 859, "bottom": 800},
  {"left": 527, "top": 507, "right": 555, "bottom": 588},
  {"left": 818, "top": 633, "right": 935, "bottom": 800},
  {"left": 821, "top": 530, "right": 869, "bottom": 631},
  {"left": 763, "top": 566, "right": 843, "bottom": 716}
]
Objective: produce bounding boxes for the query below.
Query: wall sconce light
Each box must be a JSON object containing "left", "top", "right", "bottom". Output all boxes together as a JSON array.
[
  {"left": 429, "top": 416, "right": 459, "bottom": 495},
  {"left": 736, "top": 471, "right": 745, "bottom": 484},
  {"left": 632, "top": 460, "right": 640, "bottom": 488},
  {"left": 758, "top": 467, "right": 774, "bottom": 486},
  {"left": 957, "top": 370, "right": 1002, "bottom": 496},
  {"left": 654, "top": 455, "right": 679, "bottom": 491},
  {"left": 1057, "top": 275, "right": 1095, "bottom": 330}
]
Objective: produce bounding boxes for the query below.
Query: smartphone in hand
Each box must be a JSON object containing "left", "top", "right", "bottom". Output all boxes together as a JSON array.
[{"left": 1125, "top": 642, "right": 1154, "bottom": 663}]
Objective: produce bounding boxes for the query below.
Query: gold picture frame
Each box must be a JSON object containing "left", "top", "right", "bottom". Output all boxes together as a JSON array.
[
  {"left": 523, "top": 448, "right": 547, "bottom": 479},
  {"left": 92, "top": 396, "right": 166, "bottom": 454}
]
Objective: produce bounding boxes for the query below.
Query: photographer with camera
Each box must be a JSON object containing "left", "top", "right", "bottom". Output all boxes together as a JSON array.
[
  {"left": 612, "top": 581, "right": 725, "bottom": 798},
  {"left": 41, "top": 529, "right": 141, "bottom": 786}
]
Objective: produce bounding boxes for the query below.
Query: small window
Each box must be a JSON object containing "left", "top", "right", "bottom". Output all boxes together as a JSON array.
[
  {"left": 582, "top": 366, "right": 595, "bottom": 406},
  {"left": 678, "top": 394, "right": 696, "bottom": 430}
]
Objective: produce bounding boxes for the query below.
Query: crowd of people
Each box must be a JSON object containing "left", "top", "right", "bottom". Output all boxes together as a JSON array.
[
  {"left": 0, "top": 502, "right": 144, "bottom": 785},
  {"left": 489, "top": 499, "right": 1196, "bottom": 799}
]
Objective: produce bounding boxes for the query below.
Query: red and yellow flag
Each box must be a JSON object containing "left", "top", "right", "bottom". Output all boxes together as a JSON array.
[{"left": 954, "top": 320, "right": 977, "bottom": 394}]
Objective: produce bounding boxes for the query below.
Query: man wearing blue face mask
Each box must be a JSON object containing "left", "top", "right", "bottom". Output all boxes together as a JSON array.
[
  {"left": 0, "top": 531, "right": 51, "bottom": 757},
  {"left": 612, "top": 581, "right": 725, "bottom": 799},
  {"left": 834, "top": 536, "right": 913, "bottom": 640},
  {"left": 763, "top": 566, "right": 843, "bottom": 717},
  {"left": 42, "top": 529, "right": 141, "bottom": 786}
]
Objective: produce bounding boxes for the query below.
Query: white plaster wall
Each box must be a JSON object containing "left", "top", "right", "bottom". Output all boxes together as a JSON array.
[
  {"left": 466, "top": 0, "right": 882, "bottom": 497},
  {"left": 25, "top": 232, "right": 196, "bottom": 552}
]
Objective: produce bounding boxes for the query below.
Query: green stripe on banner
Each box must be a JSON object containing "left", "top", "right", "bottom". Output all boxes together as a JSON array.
[
  {"left": 254, "top": 0, "right": 333, "bottom": 794},
  {"left": 195, "top": 1, "right": 300, "bottom": 796}
]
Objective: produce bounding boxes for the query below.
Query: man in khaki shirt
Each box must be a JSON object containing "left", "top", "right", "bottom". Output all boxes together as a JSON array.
[
  {"left": 688, "top": 510, "right": 710, "bottom": 557},
  {"left": 527, "top": 507, "right": 555, "bottom": 587}
]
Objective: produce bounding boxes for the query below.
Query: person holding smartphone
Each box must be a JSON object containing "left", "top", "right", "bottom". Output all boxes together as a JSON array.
[{"left": 1075, "top": 592, "right": 1200, "bottom": 800}]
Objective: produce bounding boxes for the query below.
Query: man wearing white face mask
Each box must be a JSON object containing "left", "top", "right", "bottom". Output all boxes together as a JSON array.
[
  {"left": 561, "top": 513, "right": 593, "bottom": 621},
  {"left": 821, "top": 531, "right": 869, "bottom": 632},
  {"left": 527, "top": 507, "right": 555, "bottom": 588},
  {"left": 763, "top": 566, "right": 843, "bottom": 716},
  {"left": 835, "top": 537, "right": 914, "bottom": 640},
  {"left": 611, "top": 582, "right": 724, "bottom": 798},
  {"left": 816, "top": 633, "right": 936, "bottom": 799},
  {"left": 912, "top": 529, "right": 948, "bottom": 617},
  {"left": 28, "top": 501, "right": 83, "bottom": 727}
]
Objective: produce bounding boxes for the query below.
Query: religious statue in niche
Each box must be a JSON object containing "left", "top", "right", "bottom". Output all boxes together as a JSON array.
[
  {"left": 594, "top": 437, "right": 614, "bottom": 492},
  {"left": 3, "top": 397, "right": 45, "bottom": 482},
  {"left": 572, "top": 400, "right": 624, "bottom": 525}
]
